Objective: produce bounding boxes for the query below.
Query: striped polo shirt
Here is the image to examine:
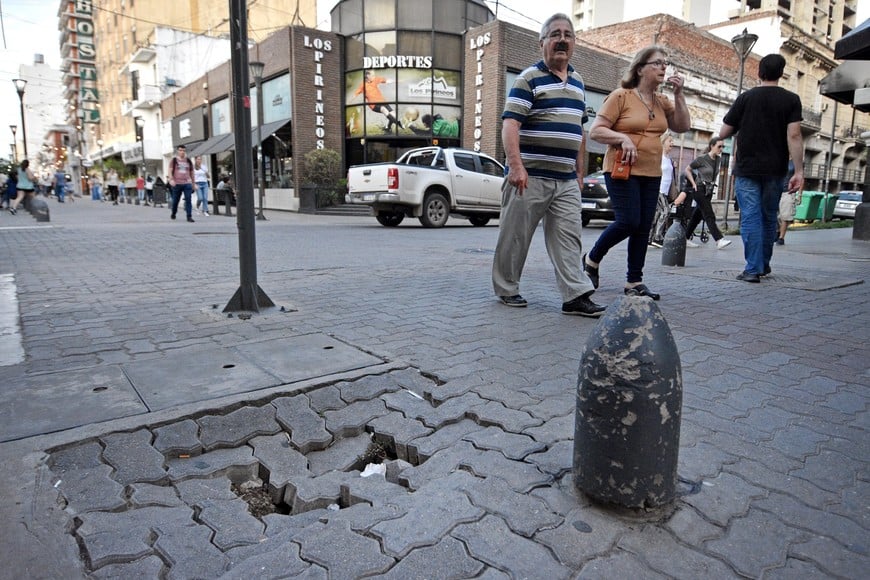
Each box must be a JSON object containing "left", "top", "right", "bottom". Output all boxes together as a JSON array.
[{"left": 502, "top": 60, "right": 586, "bottom": 180}]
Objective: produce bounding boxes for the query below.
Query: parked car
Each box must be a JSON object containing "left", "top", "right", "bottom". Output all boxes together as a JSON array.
[
  {"left": 833, "top": 190, "right": 861, "bottom": 219},
  {"left": 581, "top": 171, "right": 614, "bottom": 226}
]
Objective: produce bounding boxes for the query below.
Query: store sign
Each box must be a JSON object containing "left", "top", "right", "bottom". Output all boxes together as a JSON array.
[
  {"left": 363, "top": 55, "right": 432, "bottom": 69},
  {"left": 469, "top": 32, "right": 491, "bottom": 151},
  {"left": 408, "top": 75, "right": 457, "bottom": 100},
  {"left": 304, "top": 35, "right": 332, "bottom": 150}
]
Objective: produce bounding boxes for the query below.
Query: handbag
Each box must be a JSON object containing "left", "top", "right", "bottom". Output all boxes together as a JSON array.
[{"left": 612, "top": 149, "right": 631, "bottom": 180}]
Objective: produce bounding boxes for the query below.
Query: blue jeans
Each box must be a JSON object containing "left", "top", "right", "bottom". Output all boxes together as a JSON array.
[
  {"left": 734, "top": 176, "right": 784, "bottom": 275},
  {"left": 590, "top": 174, "right": 660, "bottom": 283},
  {"left": 196, "top": 181, "right": 209, "bottom": 213},
  {"left": 171, "top": 183, "right": 193, "bottom": 218}
]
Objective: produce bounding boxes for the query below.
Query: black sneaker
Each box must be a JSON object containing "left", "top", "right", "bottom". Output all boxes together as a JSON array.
[
  {"left": 187, "top": 217, "right": 195, "bottom": 223},
  {"left": 499, "top": 295, "right": 528, "bottom": 307},
  {"left": 171, "top": 213, "right": 176, "bottom": 220},
  {"left": 562, "top": 293, "right": 606, "bottom": 317},
  {"left": 736, "top": 271, "right": 760, "bottom": 283},
  {"left": 775, "top": 238, "right": 784, "bottom": 245},
  {"left": 582, "top": 253, "right": 599, "bottom": 289}
]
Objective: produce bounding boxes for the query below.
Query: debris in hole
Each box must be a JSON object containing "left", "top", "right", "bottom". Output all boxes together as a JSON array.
[
  {"left": 327, "top": 503, "right": 340, "bottom": 511},
  {"left": 358, "top": 439, "right": 392, "bottom": 465},
  {"left": 231, "top": 480, "right": 281, "bottom": 518},
  {"left": 360, "top": 463, "right": 386, "bottom": 478}
]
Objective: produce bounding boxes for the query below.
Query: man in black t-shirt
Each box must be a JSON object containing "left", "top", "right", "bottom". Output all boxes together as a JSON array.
[{"left": 720, "top": 54, "right": 804, "bottom": 283}]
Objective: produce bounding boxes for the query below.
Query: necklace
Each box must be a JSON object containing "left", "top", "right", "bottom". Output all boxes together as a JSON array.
[{"left": 634, "top": 89, "right": 656, "bottom": 120}]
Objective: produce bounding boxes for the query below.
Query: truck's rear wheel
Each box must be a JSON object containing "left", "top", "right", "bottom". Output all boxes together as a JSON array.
[
  {"left": 468, "top": 215, "right": 490, "bottom": 227},
  {"left": 419, "top": 192, "right": 449, "bottom": 228},
  {"left": 376, "top": 212, "right": 404, "bottom": 227}
]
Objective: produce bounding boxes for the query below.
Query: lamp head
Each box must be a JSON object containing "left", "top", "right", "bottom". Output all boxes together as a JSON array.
[
  {"left": 249, "top": 61, "right": 265, "bottom": 82},
  {"left": 12, "top": 78, "right": 27, "bottom": 96},
  {"left": 730, "top": 28, "right": 759, "bottom": 60}
]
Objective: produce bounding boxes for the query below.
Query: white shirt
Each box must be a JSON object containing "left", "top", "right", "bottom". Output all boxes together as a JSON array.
[{"left": 660, "top": 155, "right": 674, "bottom": 195}]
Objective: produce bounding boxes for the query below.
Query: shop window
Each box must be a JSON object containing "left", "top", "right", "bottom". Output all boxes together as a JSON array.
[
  {"left": 467, "top": 3, "right": 492, "bottom": 28},
  {"left": 365, "top": 30, "right": 396, "bottom": 57},
  {"left": 338, "top": 0, "right": 363, "bottom": 35},
  {"left": 397, "top": 31, "right": 430, "bottom": 56},
  {"left": 433, "top": 34, "right": 461, "bottom": 70},
  {"left": 398, "top": 0, "right": 432, "bottom": 29},
  {"left": 364, "top": 0, "right": 396, "bottom": 30},
  {"left": 345, "top": 34, "right": 364, "bottom": 69},
  {"left": 434, "top": 0, "right": 466, "bottom": 33}
]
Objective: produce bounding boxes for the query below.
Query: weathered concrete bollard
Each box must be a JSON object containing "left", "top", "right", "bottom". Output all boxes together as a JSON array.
[
  {"left": 573, "top": 294, "right": 682, "bottom": 508},
  {"left": 30, "top": 197, "right": 50, "bottom": 222},
  {"left": 661, "top": 220, "right": 686, "bottom": 267}
]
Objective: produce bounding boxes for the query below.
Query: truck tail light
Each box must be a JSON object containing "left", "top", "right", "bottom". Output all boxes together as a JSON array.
[{"left": 387, "top": 167, "right": 398, "bottom": 190}]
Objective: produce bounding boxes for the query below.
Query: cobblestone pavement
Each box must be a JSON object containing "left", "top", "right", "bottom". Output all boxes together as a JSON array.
[{"left": 0, "top": 200, "right": 867, "bottom": 579}]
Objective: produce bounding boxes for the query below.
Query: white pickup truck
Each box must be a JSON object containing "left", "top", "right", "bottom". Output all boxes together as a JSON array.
[{"left": 346, "top": 147, "right": 504, "bottom": 227}]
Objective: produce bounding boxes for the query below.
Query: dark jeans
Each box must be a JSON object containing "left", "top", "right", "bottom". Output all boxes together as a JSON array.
[
  {"left": 171, "top": 183, "right": 193, "bottom": 218},
  {"left": 685, "top": 185, "right": 723, "bottom": 241},
  {"left": 590, "top": 174, "right": 660, "bottom": 284}
]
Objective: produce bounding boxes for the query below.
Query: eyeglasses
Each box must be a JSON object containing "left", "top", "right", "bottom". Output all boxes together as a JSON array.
[
  {"left": 546, "top": 31, "right": 575, "bottom": 41},
  {"left": 644, "top": 60, "right": 670, "bottom": 68}
]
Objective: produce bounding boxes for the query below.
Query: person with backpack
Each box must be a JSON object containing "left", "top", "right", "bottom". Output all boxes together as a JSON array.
[{"left": 169, "top": 145, "right": 195, "bottom": 222}]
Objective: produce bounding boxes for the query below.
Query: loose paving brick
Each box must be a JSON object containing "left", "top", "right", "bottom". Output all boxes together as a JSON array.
[
  {"left": 323, "top": 398, "right": 390, "bottom": 438},
  {"left": 293, "top": 519, "right": 395, "bottom": 579},
  {"left": 152, "top": 419, "right": 203, "bottom": 456},
  {"left": 618, "top": 526, "right": 735, "bottom": 578},
  {"left": 337, "top": 373, "right": 402, "bottom": 403},
  {"left": 367, "top": 411, "right": 433, "bottom": 462},
  {"left": 452, "top": 514, "right": 571, "bottom": 579},
  {"left": 376, "top": 536, "right": 485, "bottom": 580},
  {"left": 197, "top": 405, "right": 281, "bottom": 451},
  {"left": 249, "top": 433, "right": 311, "bottom": 502},
  {"left": 683, "top": 472, "right": 767, "bottom": 526},
  {"left": 222, "top": 541, "right": 313, "bottom": 579},
  {"left": 320, "top": 502, "right": 408, "bottom": 532},
  {"left": 48, "top": 441, "right": 104, "bottom": 473},
  {"left": 525, "top": 440, "right": 572, "bottom": 478},
  {"left": 198, "top": 498, "right": 266, "bottom": 550},
  {"left": 465, "top": 475, "right": 561, "bottom": 537},
  {"left": 340, "top": 472, "right": 411, "bottom": 507},
  {"left": 175, "top": 475, "right": 238, "bottom": 505},
  {"left": 90, "top": 555, "right": 166, "bottom": 579},
  {"left": 100, "top": 429, "right": 167, "bottom": 485},
  {"left": 406, "top": 419, "right": 485, "bottom": 464},
  {"left": 261, "top": 509, "right": 330, "bottom": 538},
  {"left": 306, "top": 433, "right": 372, "bottom": 476},
  {"left": 272, "top": 395, "right": 333, "bottom": 453},
  {"left": 129, "top": 483, "right": 184, "bottom": 508},
  {"left": 285, "top": 470, "right": 361, "bottom": 513},
  {"left": 153, "top": 521, "right": 230, "bottom": 580},
  {"left": 462, "top": 425, "right": 545, "bottom": 460},
  {"left": 306, "top": 386, "right": 345, "bottom": 413},
  {"left": 463, "top": 448, "right": 552, "bottom": 493},
  {"left": 56, "top": 465, "right": 126, "bottom": 514},
  {"left": 703, "top": 509, "right": 803, "bottom": 578},
  {"left": 166, "top": 447, "right": 259, "bottom": 484}
]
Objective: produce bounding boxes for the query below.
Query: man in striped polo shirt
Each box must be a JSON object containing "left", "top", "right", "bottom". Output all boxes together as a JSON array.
[{"left": 492, "top": 13, "right": 605, "bottom": 317}]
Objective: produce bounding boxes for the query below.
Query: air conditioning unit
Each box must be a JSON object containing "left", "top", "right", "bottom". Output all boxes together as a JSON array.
[{"left": 165, "top": 78, "right": 179, "bottom": 87}]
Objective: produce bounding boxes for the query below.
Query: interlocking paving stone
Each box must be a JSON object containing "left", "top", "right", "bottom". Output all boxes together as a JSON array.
[
  {"left": 390, "top": 367, "right": 436, "bottom": 396},
  {"left": 663, "top": 504, "right": 724, "bottom": 547},
  {"left": 385, "top": 458, "right": 413, "bottom": 484},
  {"left": 789, "top": 448, "right": 859, "bottom": 494},
  {"left": 421, "top": 392, "right": 487, "bottom": 428},
  {"left": 56, "top": 465, "right": 126, "bottom": 514},
  {"left": 166, "top": 447, "right": 259, "bottom": 484},
  {"left": 153, "top": 521, "right": 230, "bottom": 580},
  {"left": 197, "top": 405, "right": 281, "bottom": 451},
  {"left": 323, "top": 398, "right": 390, "bottom": 438},
  {"left": 152, "top": 419, "right": 203, "bottom": 456},
  {"left": 400, "top": 440, "right": 480, "bottom": 491},
  {"left": 320, "top": 502, "right": 408, "bottom": 532},
  {"left": 129, "top": 483, "right": 184, "bottom": 508},
  {"left": 576, "top": 552, "right": 670, "bottom": 580},
  {"left": 367, "top": 411, "right": 433, "bottom": 462},
  {"left": 525, "top": 440, "right": 572, "bottom": 478},
  {"left": 198, "top": 498, "right": 266, "bottom": 550},
  {"left": 77, "top": 506, "right": 193, "bottom": 569},
  {"left": 340, "top": 472, "right": 411, "bottom": 507},
  {"left": 451, "top": 514, "right": 571, "bottom": 579},
  {"left": 285, "top": 470, "right": 361, "bottom": 513},
  {"left": 476, "top": 568, "right": 512, "bottom": 579},
  {"left": 337, "top": 373, "right": 402, "bottom": 403},
  {"left": 370, "top": 471, "right": 485, "bottom": 558},
  {"left": 789, "top": 534, "right": 870, "bottom": 578},
  {"left": 618, "top": 525, "right": 735, "bottom": 578},
  {"left": 762, "top": 558, "right": 833, "bottom": 580},
  {"left": 376, "top": 536, "right": 485, "bottom": 580},
  {"left": 306, "top": 386, "right": 345, "bottom": 413},
  {"left": 463, "top": 448, "right": 552, "bottom": 493},
  {"left": 222, "top": 541, "right": 313, "bottom": 579},
  {"left": 462, "top": 426, "right": 546, "bottom": 460},
  {"left": 521, "top": 395, "right": 575, "bottom": 421},
  {"left": 293, "top": 519, "right": 395, "bottom": 579},
  {"left": 306, "top": 433, "right": 372, "bottom": 476},
  {"left": 406, "top": 419, "right": 485, "bottom": 464},
  {"left": 261, "top": 509, "right": 330, "bottom": 537},
  {"left": 250, "top": 433, "right": 311, "bottom": 502},
  {"left": 48, "top": 441, "right": 104, "bottom": 473},
  {"left": 535, "top": 505, "right": 627, "bottom": 569},
  {"left": 175, "top": 475, "right": 238, "bottom": 505},
  {"left": 677, "top": 441, "right": 736, "bottom": 482},
  {"left": 474, "top": 383, "right": 540, "bottom": 409},
  {"left": 683, "top": 472, "right": 767, "bottom": 526},
  {"left": 100, "top": 429, "right": 167, "bottom": 485},
  {"left": 465, "top": 476, "right": 561, "bottom": 537},
  {"left": 272, "top": 395, "right": 333, "bottom": 453},
  {"left": 90, "top": 555, "right": 166, "bottom": 579},
  {"left": 703, "top": 509, "right": 803, "bottom": 578},
  {"left": 523, "top": 413, "right": 575, "bottom": 445}
]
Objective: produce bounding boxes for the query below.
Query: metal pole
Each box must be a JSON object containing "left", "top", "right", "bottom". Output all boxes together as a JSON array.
[
  {"left": 723, "top": 59, "right": 746, "bottom": 230},
  {"left": 255, "top": 75, "right": 266, "bottom": 220},
  {"left": 223, "top": 0, "right": 274, "bottom": 313},
  {"left": 822, "top": 101, "right": 838, "bottom": 206},
  {"left": 17, "top": 93, "right": 28, "bottom": 159},
  {"left": 10, "top": 126, "right": 17, "bottom": 163}
]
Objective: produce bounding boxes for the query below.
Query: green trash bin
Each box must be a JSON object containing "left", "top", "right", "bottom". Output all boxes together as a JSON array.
[
  {"left": 816, "top": 193, "right": 839, "bottom": 221},
  {"left": 794, "top": 191, "right": 823, "bottom": 222}
]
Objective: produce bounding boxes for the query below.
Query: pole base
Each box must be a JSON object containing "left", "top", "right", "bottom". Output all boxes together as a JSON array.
[
  {"left": 223, "top": 283, "right": 275, "bottom": 313},
  {"left": 853, "top": 203, "right": 870, "bottom": 241},
  {"left": 256, "top": 212, "right": 267, "bottom": 220}
]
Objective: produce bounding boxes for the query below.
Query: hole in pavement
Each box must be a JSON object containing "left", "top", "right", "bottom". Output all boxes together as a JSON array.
[
  {"left": 92, "top": 386, "right": 107, "bottom": 392},
  {"left": 233, "top": 480, "right": 290, "bottom": 518},
  {"left": 323, "top": 345, "right": 334, "bottom": 350},
  {"left": 222, "top": 364, "right": 236, "bottom": 369}
]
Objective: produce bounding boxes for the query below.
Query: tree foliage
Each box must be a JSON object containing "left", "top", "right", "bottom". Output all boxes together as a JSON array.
[{"left": 303, "top": 148, "right": 342, "bottom": 188}]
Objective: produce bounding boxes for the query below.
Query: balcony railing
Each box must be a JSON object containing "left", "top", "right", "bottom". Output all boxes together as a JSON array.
[{"left": 803, "top": 163, "right": 864, "bottom": 184}]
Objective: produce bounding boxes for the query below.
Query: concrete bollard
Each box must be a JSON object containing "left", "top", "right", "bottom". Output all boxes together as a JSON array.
[
  {"left": 573, "top": 294, "right": 682, "bottom": 508},
  {"left": 30, "top": 197, "right": 50, "bottom": 222},
  {"left": 661, "top": 220, "right": 687, "bottom": 267}
]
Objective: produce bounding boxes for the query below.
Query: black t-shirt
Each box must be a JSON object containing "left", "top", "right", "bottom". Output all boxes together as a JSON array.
[{"left": 723, "top": 85, "right": 802, "bottom": 177}]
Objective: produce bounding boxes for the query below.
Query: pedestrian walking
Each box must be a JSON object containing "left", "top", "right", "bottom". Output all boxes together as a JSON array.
[
  {"left": 719, "top": 54, "right": 804, "bottom": 283},
  {"left": 107, "top": 169, "right": 120, "bottom": 205},
  {"left": 584, "top": 45, "right": 691, "bottom": 300},
  {"left": 684, "top": 137, "right": 732, "bottom": 249},
  {"left": 136, "top": 174, "right": 146, "bottom": 205},
  {"left": 776, "top": 160, "right": 798, "bottom": 245},
  {"left": 144, "top": 175, "right": 154, "bottom": 205},
  {"left": 649, "top": 133, "right": 681, "bottom": 247},
  {"left": 53, "top": 169, "right": 67, "bottom": 203},
  {"left": 8, "top": 160, "right": 36, "bottom": 215},
  {"left": 194, "top": 156, "right": 210, "bottom": 216},
  {"left": 169, "top": 145, "right": 195, "bottom": 222},
  {"left": 492, "top": 13, "right": 604, "bottom": 317}
]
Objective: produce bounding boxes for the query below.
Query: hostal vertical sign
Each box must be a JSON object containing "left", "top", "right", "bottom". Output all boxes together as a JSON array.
[
  {"left": 74, "top": 0, "right": 100, "bottom": 122},
  {"left": 304, "top": 35, "right": 332, "bottom": 150},
  {"left": 469, "top": 32, "right": 491, "bottom": 152}
]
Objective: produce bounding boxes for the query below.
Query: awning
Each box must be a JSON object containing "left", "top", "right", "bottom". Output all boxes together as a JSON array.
[
  {"left": 835, "top": 18, "right": 870, "bottom": 60},
  {"left": 189, "top": 119, "right": 292, "bottom": 157},
  {"left": 820, "top": 60, "right": 870, "bottom": 113},
  {"left": 187, "top": 135, "right": 225, "bottom": 157},
  {"left": 252, "top": 118, "right": 291, "bottom": 143}
]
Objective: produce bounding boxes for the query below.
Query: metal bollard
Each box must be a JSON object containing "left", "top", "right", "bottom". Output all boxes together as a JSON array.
[
  {"left": 573, "top": 294, "right": 682, "bottom": 508},
  {"left": 30, "top": 197, "right": 50, "bottom": 222},
  {"left": 661, "top": 220, "right": 687, "bottom": 267}
]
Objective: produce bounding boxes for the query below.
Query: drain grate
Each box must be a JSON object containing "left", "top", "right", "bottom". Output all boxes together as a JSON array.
[{"left": 665, "top": 268, "right": 864, "bottom": 291}]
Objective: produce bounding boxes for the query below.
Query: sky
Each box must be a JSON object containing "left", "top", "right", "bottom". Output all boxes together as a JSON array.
[{"left": 1, "top": 0, "right": 868, "bottom": 159}]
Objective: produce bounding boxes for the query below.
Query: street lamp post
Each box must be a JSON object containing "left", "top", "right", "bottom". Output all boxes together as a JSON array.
[
  {"left": 9, "top": 125, "right": 17, "bottom": 163},
  {"left": 12, "top": 79, "right": 28, "bottom": 159},
  {"left": 249, "top": 60, "right": 267, "bottom": 221},
  {"left": 723, "top": 28, "right": 758, "bottom": 230}
]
